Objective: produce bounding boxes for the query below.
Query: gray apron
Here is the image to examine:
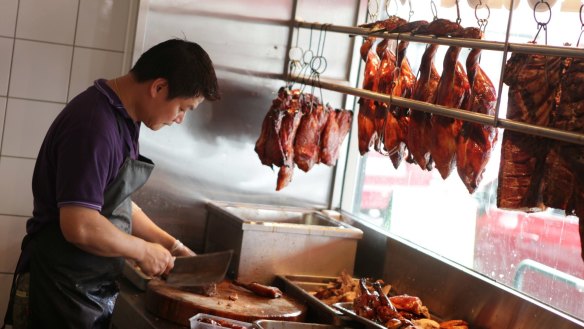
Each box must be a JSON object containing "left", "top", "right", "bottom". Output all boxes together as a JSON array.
[{"left": 3, "top": 111, "right": 154, "bottom": 329}]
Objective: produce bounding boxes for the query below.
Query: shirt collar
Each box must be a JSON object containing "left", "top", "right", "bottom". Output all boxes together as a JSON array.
[{"left": 94, "top": 79, "right": 133, "bottom": 121}]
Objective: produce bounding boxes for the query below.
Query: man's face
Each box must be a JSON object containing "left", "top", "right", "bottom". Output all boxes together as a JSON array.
[{"left": 145, "top": 89, "right": 205, "bottom": 131}]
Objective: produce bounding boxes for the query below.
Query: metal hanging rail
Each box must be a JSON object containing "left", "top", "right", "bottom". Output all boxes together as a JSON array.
[
  {"left": 289, "top": 76, "right": 584, "bottom": 146},
  {"left": 290, "top": 20, "right": 584, "bottom": 146},
  {"left": 295, "top": 20, "right": 584, "bottom": 59}
]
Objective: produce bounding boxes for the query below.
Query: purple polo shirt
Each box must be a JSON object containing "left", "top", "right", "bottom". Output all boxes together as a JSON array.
[{"left": 27, "top": 79, "right": 141, "bottom": 235}]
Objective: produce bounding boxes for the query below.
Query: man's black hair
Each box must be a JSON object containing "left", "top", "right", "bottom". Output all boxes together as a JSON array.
[{"left": 131, "top": 39, "right": 220, "bottom": 101}]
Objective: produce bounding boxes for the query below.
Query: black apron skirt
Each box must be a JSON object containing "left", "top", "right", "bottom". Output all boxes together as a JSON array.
[{"left": 28, "top": 154, "right": 154, "bottom": 329}]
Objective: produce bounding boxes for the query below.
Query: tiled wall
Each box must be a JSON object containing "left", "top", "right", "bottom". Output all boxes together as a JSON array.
[{"left": 0, "top": 0, "right": 135, "bottom": 323}]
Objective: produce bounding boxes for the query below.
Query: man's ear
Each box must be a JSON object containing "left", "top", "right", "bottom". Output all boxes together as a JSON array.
[{"left": 150, "top": 78, "right": 168, "bottom": 97}]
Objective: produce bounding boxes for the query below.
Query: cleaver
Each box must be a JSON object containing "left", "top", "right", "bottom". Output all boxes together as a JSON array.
[{"left": 165, "top": 250, "right": 233, "bottom": 287}]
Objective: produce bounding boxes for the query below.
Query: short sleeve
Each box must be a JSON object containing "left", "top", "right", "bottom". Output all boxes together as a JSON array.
[{"left": 53, "top": 99, "right": 124, "bottom": 211}]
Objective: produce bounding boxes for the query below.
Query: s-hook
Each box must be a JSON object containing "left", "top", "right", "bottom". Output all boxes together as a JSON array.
[
  {"left": 385, "top": 0, "right": 398, "bottom": 17},
  {"left": 430, "top": 0, "right": 438, "bottom": 21},
  {"left": 367, "top": 0, "right": 380, "bottom": 23},
  {"left": 532, "top": 0, "right": 551, "bottom": 44},
  {"left": 578, "top": 3, "right": 584, "bottom": 47},
  {"left": 475, "top": 0, "right": 490, "bottom": 33},
  {"left": 455, "top": 0, "right": 461, "bottom": 25}
]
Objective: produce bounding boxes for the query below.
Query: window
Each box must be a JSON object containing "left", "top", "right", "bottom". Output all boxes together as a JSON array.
[{"left": 346, "top": 0, "right": 584, "bottom": 320}]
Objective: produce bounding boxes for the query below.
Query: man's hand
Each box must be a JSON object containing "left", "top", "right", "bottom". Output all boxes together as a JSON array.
[
  {"left": 172, "top": 243, "right": 196, "bottom": 257},
  {"left": 137, "top": 242, "right": 174, "bottom": 277}
]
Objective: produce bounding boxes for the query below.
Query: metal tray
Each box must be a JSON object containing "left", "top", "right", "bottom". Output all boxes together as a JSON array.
[
  {"left": 275, "top": 275, "right": 357, "bottom": 326},
  {"left": 253, "top": 320, "right": 348, "bottom": 329},
  {"left": 332, "top": 303, "right": 385, "bottom": 329}
]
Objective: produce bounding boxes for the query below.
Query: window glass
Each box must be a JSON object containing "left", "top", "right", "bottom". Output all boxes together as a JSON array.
[{"left": 349, "top": 0, "right": 584, "bottom": 320}]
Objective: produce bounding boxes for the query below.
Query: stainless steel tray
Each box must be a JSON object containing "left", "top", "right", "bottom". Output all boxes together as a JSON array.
[
  {"left": 253, "top": 320, "right": 348, "bottom": 329},
  {"left": 276, "top": 275, "right": 357, "bottom": 326},
  {"left": 332, "top": 302, "right": 385, "bottom": 329}
]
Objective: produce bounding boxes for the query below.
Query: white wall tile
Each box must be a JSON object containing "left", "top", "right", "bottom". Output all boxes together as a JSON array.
[
  {"left": 0, "top": 0, "right": 18, "bottom": 37},
  {"left": 0, "top": 157, "right": 35, "bottom": 217},
  {"left": 76, "top": 0, "right": 131, "bottom": 51},
  {"left": 0, "top": 274, "right": 13, "bottom": 325},
  {"left": 0, "top": 98, "right": 5, "bottom": 151},
  {"left": 9, "top": 40, "right": 72, "bottom": 103},
  {"left": 16, "top": 0, "right": 78, "bottom": 44},
  {"left": 2, "top": 99, "right": 62, "bottom": 158},
  {"left": 0, "top": 37, "right": 12, "bottom": 97},
  {"left": 0, "top": 215, "right": 26, "bottom": 272},
  {"left": 69, "top": 47, "right": 123, "bottom": 101}
]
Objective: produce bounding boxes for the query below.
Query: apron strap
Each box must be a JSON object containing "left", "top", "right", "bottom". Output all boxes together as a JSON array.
[
  {"left": 1, "top": 273, "right": 18, "bottom": 327},
  {"left": 2, "top": 234, "right": 33, "bottom": 327}
]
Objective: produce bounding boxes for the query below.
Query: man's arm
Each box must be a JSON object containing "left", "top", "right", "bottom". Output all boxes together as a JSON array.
[
  {"left": 59, "top": 205, "right": 173, "bottom": 276},
  {"left": 131, "top": 202, "right": 196, "bottom": 256}
]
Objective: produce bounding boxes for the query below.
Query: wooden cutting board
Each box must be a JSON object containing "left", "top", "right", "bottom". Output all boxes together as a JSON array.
[{"left": 145, "top": 278, "right": 307, "bottom": 327}]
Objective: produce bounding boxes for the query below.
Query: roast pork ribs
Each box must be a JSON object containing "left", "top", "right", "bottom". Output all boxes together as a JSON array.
[
  {"left": 541, "top": 57, "right": 584, "bottom": 261},
  {"left": 358, "top": 37, "right": 381, "bottom": 155},
  {"left": 498, "top": 51, "right": 563, "bottom": 211},
  {"left": 408, "top": 43, "right": 440, "bottom": 171},
  {"left": 294, "top": 100, "right": 329, "bottom": 172},
  {"left": 320, "top": 109, "right": 353, "bottom": 166},
  {"left": 456, "top": 28, "right": 498, "bottom": 194},
  {"left": 276, "top": 96, "right": 304, "bottom": 191},
  {"left": 255, "top": 87, "right": 289, "bottom": 168}
]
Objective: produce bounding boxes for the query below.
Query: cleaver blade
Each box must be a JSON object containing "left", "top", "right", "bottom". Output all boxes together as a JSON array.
[{"left": 165, "top": 250, "right": 233, "bottom": 287}]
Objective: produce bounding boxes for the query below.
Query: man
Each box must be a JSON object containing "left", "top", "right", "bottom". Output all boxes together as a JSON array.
[{"left": 2, "top": 38, "right": 220, "bottom": 328}]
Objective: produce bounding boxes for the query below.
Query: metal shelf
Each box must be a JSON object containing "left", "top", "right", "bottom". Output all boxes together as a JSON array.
[
  {"left": 290, "top": 20, "right": 584, "bottom": 146},
  {"left": 294, "top": 20, "right": 584, "bottom": 59}
]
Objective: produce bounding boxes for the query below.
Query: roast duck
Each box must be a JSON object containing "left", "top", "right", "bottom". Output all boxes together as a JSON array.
[
  {"left": 255, "top": 87, "right": 352, "bottom": 190},
  {"left": 456, "top": 28, "right": 498, "bottom": 194},
  {"left": 311, "top": 273, "right": 469, "bottom": 328},
  {"left": 356, "top": 18, "right": 499, "bottom": 189},
  {"left": 352, "top": 278, "right": 469, "bottom": 329}
]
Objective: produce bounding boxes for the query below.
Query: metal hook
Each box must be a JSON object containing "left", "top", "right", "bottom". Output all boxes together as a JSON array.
[
  {"left": 580, "top": 3, "right": 584, "bottom": 28},
  {"left": 367, "top": 0, "right": 380, "bottom": 23},
  {"left": 385, "top": 0, "right": 398, "bottom": 17},
  {"left": 532, "top": 23, "right": 548, "bottom": 45},
  {"left": 455, "top": 0, "right": 461, "bottom": 25},
  {"left": 430, "top": 0, "right": 438, "bottom": 21},
  {"left": 532, "top": 0, "right": 551, "bottom": 44},
  {"left": 316, "top": 23, "right": 329, "bottom": 58},
  {"left": 533, "top": 1, "right": 552, "bottom": 26},
  {"left": 475, "top": 2, "right": 490, "bottom": 33},
  {"left": 408, "top": 0, "right": 414, "bottom": 21},
  {"left": 575, "top": 4, "right": 584, "bottom": 47}
]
